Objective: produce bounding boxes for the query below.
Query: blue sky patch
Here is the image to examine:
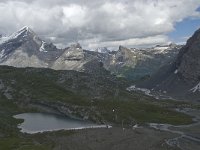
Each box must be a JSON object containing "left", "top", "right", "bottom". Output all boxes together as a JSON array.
[{"left": 169, "top": 7, "right": 200, "bottom": 43}]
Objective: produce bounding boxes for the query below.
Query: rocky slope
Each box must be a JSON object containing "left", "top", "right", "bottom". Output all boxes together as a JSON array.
[
  {"left": 104, "top": 44, "right": 181, "bottom": 80},
  {"left": 138, "top": 28, "right": 200, "bottom": 102}
]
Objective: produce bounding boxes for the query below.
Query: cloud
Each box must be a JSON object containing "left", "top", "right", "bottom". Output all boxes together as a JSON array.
[
  {"left": 0, "top": 0, "right": 200, "bottom": 49},
  {"left": 85, "top": 35, "right": 169, "bottom": 49}
]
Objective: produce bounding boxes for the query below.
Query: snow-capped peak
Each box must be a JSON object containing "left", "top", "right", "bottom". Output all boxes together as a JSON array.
[
  {"left": 10, "top": 26, "right": 34, "bottom": 39},
  {"left": 20, "top": 26, "right": 31, "bottom": 34},
  {"left": 0, "top": 26, "right": 35, "bottom": 45}
]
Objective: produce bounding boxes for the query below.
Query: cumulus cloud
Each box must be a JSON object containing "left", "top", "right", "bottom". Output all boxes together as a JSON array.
[{"left": 0, "top": 0, "right": 200, "bottom": 49}]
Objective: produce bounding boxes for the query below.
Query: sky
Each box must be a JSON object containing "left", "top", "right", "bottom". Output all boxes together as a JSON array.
[
  {"left": 0, "top": 0, "right": 200, "bottom": 49},
  {"left": 168, "top": 17, "right": 200, "bottom": 44}
]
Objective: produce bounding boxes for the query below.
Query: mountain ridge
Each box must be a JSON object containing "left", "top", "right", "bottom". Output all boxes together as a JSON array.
[{"left": 0, "top": 26, "right": 182, "bottom": 80}]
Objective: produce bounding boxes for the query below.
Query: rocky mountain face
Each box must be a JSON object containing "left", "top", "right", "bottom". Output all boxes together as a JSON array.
[
  {"left": 52, "top": 43, "right": 93, "bottom": 70},
  {"left": 0, "top": 26, "right": 62, "bottom": 68},
  {"left": 175, "top": 28, "right": 200, "bottom": 83},
  {"left": 0, "top": 27, "right": 95, "bottom": 71},
  {"left": 0, "top": 27, "right": 181, "bottom": 80},
  {"left": 138, "top": 28, "right": 200, "bottom": 102},
  {"left": 104, "top": 44, "right": 181, "bottom": 80}
]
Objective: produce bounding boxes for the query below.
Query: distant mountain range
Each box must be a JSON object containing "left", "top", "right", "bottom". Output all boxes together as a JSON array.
[
  {"left": 0, "top": 26, "right": 182, "bottom": 80},
  {"left": 138, "top": 28, "right": 200, "bottom": 102},
  {"left": 103, "top": 44, "right": 181, "bottom": 80}
]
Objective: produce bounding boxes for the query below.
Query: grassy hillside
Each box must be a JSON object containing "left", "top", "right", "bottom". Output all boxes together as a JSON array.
[{"left": 0, "top": 66, "right": 193, "bottom": 125}]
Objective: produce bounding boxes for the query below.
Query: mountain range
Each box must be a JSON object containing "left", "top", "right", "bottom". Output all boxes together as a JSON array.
[
  {"left": 1, "top": 26, "right": 200, "bottom": 102},
  {"left": 0, "top": 26, "right": 181, "bottom": 80}
]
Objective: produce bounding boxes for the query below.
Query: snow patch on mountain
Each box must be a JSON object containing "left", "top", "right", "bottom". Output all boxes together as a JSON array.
[
  {"left": 150, "top": 44, "right": 180, "bottom": 54},
  {"left": 127, "top": 85, "right": 151, "bottom": 96},
  {"left": 174, "top": 69, "right": 178, "bottom": 74},
  {"left": 0, "top": 36, "right": 9, "bottom": 45},
  {"left": 190, "top": 82, "right": 200, "bottom": 93},
  {"left": 154, "top": 46, "right": 169, "bottom": 51},
  {"left": 152, "top": 46, "right": 171, "bottom": 54},
  {"left": 0, "top": 49, "right": 6, "bottom": 58},
  {"left": 39, "top": 41, "right": 48, "bottom": 52},
  {"left": 95, "top": 47, "right": 109, "bottom": 53}
]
